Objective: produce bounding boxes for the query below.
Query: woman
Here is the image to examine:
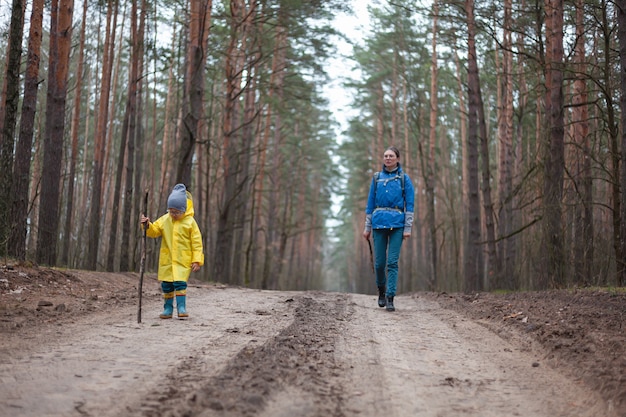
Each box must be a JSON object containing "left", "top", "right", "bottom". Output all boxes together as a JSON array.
[{"left": 363, "top": 146, "right": 415, "bottom": 311}]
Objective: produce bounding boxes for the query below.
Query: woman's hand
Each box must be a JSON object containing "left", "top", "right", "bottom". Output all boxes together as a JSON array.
[
  {"left": 363, "top": 230, "right": 371, "bottom": 240},
  {"left": 191, "top": 262, "right": 200, "bottom": 272},
  {"left": 403, "top": 232, "right": 411, "bottom": 240}
]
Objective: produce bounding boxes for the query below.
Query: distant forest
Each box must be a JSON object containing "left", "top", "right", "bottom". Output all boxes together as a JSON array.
[{"left": 1, "top": 0, "right": 625, "bottom": 293}]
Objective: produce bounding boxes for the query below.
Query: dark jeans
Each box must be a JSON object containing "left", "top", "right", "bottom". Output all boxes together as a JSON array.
[{"left": 373, "top": 228, "right": 404, "bottom": 297}]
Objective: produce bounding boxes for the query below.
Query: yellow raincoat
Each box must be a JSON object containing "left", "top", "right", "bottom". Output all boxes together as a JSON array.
[{"left": 145, "top": 193, "right": 204, "bottom": 282}]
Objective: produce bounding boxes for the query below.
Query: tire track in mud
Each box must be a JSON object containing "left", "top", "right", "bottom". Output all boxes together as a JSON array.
[
  {"left": 138, "top": 293, "right": 353, "bottom": 417},
  {"left": 337, "top": 294, "right": 614, "bottom": 417},
  {"left": 4, "top": 286, "right": 614, "bottom": 417},
  {"left": 0, "top": 287, "right": 299, "bottom": 417}
]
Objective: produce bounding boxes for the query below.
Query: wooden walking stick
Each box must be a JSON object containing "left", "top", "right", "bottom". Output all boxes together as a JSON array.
[
  {"left": 367, "top": 238, "right": 375, "bottom": 273},
  {"left": 137, "top": 190, "right": 149, "bottom": 323}
]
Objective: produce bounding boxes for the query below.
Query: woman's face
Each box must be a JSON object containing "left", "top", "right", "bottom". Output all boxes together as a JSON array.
[{"left": 383, "top": 150, "right": 399, "bottom": 169}]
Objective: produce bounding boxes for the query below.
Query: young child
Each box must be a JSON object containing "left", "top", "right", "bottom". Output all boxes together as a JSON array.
[{"left": 140, "top": 184, "right": 204, "bottom": 319}]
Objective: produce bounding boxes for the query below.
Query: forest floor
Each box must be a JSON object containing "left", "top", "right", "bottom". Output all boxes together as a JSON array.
[{"left": 0, "top": 264, "right": 624, "bottom": 417}]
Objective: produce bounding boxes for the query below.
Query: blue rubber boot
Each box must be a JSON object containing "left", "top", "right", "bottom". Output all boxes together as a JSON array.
[
  {"left": 173, "top": 281, "right": 188, "bottom": 318},
  {"left": 160, "top": 293, "right": 174, "bottom": 319},
  {"left": 176, "top": 295, "right": 188, "bottom": 318}
]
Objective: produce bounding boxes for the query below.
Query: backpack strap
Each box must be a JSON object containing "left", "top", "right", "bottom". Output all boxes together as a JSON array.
[
  {"left": 373, "top": 172, "right": 379, "bottom": 202},
  {"left": 373, "top": 171, "right": 406, "bottom": 208}
]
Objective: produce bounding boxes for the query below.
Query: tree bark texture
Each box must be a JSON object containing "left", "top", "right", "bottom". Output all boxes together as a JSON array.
[
  {"left": 8, "top": 0, "right": 43, "bottom": 260},
  {"left": 0, "top": 0, "right": 25, "bottom": 255},
  {"left": 87, "top": 0, "right": 117, "bottom": 270},
  {"left": 214, "top": 0, "right": 250, "bottom": 284},
  {"left": 618, "top": 0, "right": 626, "bottom": 287},
  {"left": 570, "top": 0, "right": 593, "bottom": 286},
  {"left": 425, "top": 0, "right": 439, "bottom": 291},
  {"left": 540, "top": 0, "right": 565, "bottom": 289},
  {"left": 496, "top": 0, "right": 516, "bottom": 290},
  {"left": 59, "top": 0, "right": 87, "bottom": 267},
  {"left": 464, "top": 0, "right": 483, "bottom": 293},
  {"left": 36, "top": 0, "right": 74, "bottom": 266},
  {"left": 176, "top": 0, "right": 213, "bottom": 185}
]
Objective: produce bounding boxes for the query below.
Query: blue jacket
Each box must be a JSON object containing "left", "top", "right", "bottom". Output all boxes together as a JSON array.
[{"left": 364, "top": 164, "right": 415, "bottom": 233}]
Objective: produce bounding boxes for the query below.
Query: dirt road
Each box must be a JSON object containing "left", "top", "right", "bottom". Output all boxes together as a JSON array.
[{"left": 0, "top": 280, "right": 615, "bottom": 417}]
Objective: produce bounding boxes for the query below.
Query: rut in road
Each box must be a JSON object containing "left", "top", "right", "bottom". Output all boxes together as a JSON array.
[
  {"left": 134, "top": 292, "right": 610, "bottom": 417},
  {"left": 337, "top": 294, "right": 610, "bottom": 417},
  {"left": 1, "top": 288, "right": 614, "bottom": 417},
  {"left": 138, "top": 293, "right": 353, "bottom": 417}
]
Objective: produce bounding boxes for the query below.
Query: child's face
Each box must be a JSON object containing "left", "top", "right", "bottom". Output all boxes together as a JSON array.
[{"left": 168, "top": 208, "right": 184, "bottom": 220}]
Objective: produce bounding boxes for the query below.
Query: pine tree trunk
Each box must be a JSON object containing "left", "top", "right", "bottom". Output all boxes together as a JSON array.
[
  {"left": 76, "top": 65, "right": 94, "bottom": 265},
  {"left": 401, "top": 77, "right": 416, "bottom": 290},
  {"left": 215, "top": 0, "right": 246, "bottom": 284},
  {"left": 87, "top": 0, "right": 118, "bottom": 270},
  {"left": 234, "top": 50, "right": 258, "bottom": 285},
  {"left": 27, "top": 132, "right": 42, "bottom": 256},
  {"left": 511, "top": 16, "right": 528, "bottom": 290},
  {"left": 232, "top": 2, "right": 257, "bottom": 285},
  {"left": 100, "top": 4, "right": 127, "bottom": 267},
  {"left": 477, "top": 72, "right": 496, "bottom": 290},
  {"left": 8, "top": 0, "right": 43, "bottom": 260},
  {"left": 571, "top": 0, "right": 593, "bottom": 286},
  {"left": 617, "top": 0, "right": 626, "bottom": 287},
  {"left": 36, "top": 0, "right": 74, "bottom": 266},
  {"left": 464, "top": 0, "right": 483, "bottom": 293},
  {"left": 425, "top": 0, "right": 439, "bottom": 290},
  {"left": 60, "top": 0, "right": 87, "bottom": 266},
  {"left": 176, "top": 0, "right": 213, "bottom": 185},
  {"left": 494, "top": 0, "right": 515, "bottom": 289},
  {"left": 262, "top": 106, "right": 284, "bottom": 289},
  {"left": 600, "top": 5, "right": 622, "bottom": 288},
  {"left": 0, "top": 0, "right": 25, "bottom": 255},
  {"left": 540, "top": 0, "right": 565, "bottom": 289},
  {"left": 254, "top": 22, "right": 286, "bottom": 287},
  {"left": 113, "top": 0, "right": 141, "bottom": 272},
  {"left": 128, "top": 0, "right": 147, "bottom": 272},
  {"left": 454, "top": 49, "right": 468, "bottom": 290}
]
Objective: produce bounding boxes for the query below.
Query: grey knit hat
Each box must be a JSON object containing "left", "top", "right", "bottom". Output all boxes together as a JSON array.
[{"left": 167, "top": 184, "right": 187, "bottom": 213}]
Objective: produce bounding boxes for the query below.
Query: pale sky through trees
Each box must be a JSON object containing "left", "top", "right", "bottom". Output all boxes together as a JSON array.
[
  {"left": 322, "top": 1, "right": 371, "bottom": 226},
  {"left": 323, "top": 1, "right": 370, "bottom": 139}
]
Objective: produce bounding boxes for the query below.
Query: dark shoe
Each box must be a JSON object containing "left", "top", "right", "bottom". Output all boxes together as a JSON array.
[
  {"left": 378, "top": 287, "right": 386, "bottom": 308},
  {"left": 386, "top": 296, "right": 395, "bottom": 311}
]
